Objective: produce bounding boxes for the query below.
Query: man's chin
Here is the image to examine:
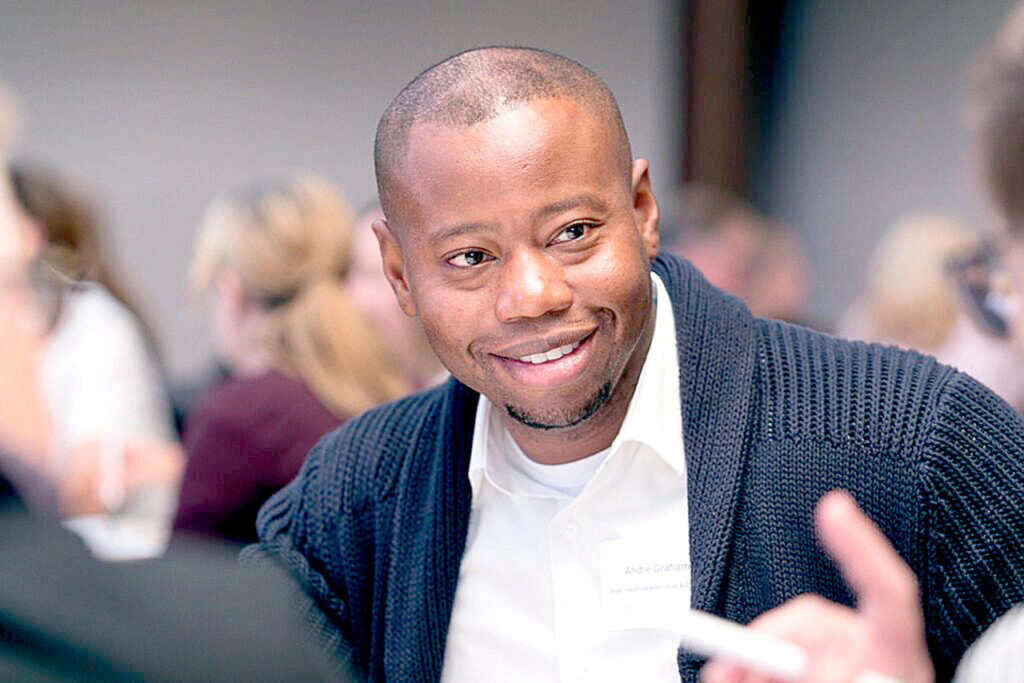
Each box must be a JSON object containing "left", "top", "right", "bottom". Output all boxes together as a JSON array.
[{"left": 504, "top": 381, "right": 612, "bottom": 431}]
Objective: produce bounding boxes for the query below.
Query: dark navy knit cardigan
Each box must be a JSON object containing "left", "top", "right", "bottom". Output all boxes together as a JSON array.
[{"left": 248, "top": 254, "right": 1024, "bottom": 682}]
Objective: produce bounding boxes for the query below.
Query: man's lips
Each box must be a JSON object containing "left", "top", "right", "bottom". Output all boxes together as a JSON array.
[
  {"left": 489, "top": 328, "right": 596, "bottom": 362},
  {"left": 489, "top": 330, "right": 597, "bottom": 387}
]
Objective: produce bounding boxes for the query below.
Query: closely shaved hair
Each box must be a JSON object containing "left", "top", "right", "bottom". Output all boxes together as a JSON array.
[{"left": 374, "top": 47, "right": 632, "bottom": 219}]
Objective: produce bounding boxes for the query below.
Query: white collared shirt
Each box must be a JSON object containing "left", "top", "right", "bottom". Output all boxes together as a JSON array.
[{"left": 442, "top": 273, "right": 688, "bottom": 682}]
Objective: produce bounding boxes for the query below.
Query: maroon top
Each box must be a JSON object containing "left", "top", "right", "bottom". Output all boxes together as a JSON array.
[{"left": 173, "top": 370, "right": 341, "bottom": 544}]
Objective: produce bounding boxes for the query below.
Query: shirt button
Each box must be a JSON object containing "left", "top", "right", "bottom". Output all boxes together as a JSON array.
[{"left": 565, "top": 520, "right": 580, "bottom": 540}]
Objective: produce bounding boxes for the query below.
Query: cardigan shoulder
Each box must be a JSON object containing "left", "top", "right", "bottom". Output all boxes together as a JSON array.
[
  {"left": 752, "top": 318, "right": 958, "bottom": 457},
  {"left": 750, "top": 318, "right": 1024, "bottom": 680},
  {"left": 916, "top": 368, "right": 1024, "bottom": 678},
  {"left": 298, "top": 379, "right": 469, "bottom": 515}
]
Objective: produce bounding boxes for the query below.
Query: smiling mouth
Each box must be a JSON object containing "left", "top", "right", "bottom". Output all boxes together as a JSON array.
[
  {"left": 487, "top": 331, "right": 597, "bottom": 389},
  {"left": 491, "top": 329, "right": 595, "bottom": 366}
]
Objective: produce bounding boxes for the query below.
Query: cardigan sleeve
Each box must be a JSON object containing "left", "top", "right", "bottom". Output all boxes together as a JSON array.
[
  {"left": 919, "top": 370, "right": 1024, "bottom": 682},
  {"left": 242, "top": 437, "right": 358, "bottom": 678}
]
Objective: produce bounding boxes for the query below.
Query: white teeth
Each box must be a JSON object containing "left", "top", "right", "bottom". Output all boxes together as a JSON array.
[{"left": 517, "top": 341, "right": 580, "bottom": 364}]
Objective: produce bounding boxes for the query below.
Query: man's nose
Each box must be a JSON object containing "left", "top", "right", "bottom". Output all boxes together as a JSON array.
[{"left": 494, "top": 249, "right": 573, "bottom": 323}]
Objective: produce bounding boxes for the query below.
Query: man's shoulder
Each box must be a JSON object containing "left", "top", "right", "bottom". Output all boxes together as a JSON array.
[
  {"left": 322, "top": 380, "right": 455, "bottom": 453},
  {"left": 754, "top": 316, "right": 953, "bottom": 379},
  {"left": 750, "top": 318, "right": 962, "bottom": 449}
]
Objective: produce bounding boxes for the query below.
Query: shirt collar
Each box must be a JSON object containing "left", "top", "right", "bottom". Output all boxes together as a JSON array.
[
  {"left": 609, "top": 271, "right": 685, "bottom": 475},
  {"left": 468, "top": 272, "right": 685, "bottom": 497}
]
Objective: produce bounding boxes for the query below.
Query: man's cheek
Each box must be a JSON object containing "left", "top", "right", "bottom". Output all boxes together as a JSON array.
[{"left": 419, "top": 320, "right": 462, "bottom": 365}]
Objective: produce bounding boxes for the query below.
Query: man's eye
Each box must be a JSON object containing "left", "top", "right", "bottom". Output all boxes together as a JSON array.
[
  {"left": 551, "top": 221, "right": 595, "bottom": 244},
  {"left": 447, "top": 250, "right": 490, "bottom": 268}
]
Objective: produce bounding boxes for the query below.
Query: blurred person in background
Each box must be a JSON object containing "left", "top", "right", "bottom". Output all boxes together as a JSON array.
[
  {"left": 0, "top": 81, "right": 342, "bottom": 681},
  {"left": 701, "top": 4, "right": 1024, "bottom": 682},
  {"left": 0, "top": 80, "right": 57, "bottom": 514},
  {"left": 10, "top": 161, "right": 160, "bottom": 355},
  {"left": 0, "top": 93, "right": 181, "bottom": 560},
  {"left": 348, "top": 202, "right": 446, "bottom": 390},
  {"left": 660, "top": 182, "right": 811, "bottom": 325},
  {"left": 174, "top": 174, "right": 411, "bottom": 545},
  {"left": 839, "top": 212, "right": 1024, "bottom": 411},
  {"left": 11, "top": 157, "right": 199, "bottom": 432}
]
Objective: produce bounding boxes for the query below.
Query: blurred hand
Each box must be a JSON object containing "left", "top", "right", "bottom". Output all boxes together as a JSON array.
[
  {"left": 58, "top": 438, "right": 185, "bottom": 517},
  {"left": 58, "top": 440, "right": 107, "bottom": 516},
  {"left": 123, "top": 438, "right": 184, "bottom": 490},
  {"left": 701, "top": 490, "right": 934, "bottom": 683}
]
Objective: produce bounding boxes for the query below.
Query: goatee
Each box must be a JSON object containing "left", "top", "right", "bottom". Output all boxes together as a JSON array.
[{"left": 505, "top": 381, "right": 613, "bottom": 430}]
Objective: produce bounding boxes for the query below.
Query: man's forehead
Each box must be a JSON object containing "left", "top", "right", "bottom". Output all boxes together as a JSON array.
[
  {"left": 397, "top": 99, "right": 617, "bottom": 188},
  {"left": 405, "top": 99, "right": 578, "bottom": 159},
  {"left": 381, "top": 97, "right": 631, "bottom": 241}
]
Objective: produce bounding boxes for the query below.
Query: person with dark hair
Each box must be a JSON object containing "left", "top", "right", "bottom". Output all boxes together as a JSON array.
[
  {"left": 9, "top": 161, "right": 160, "bottom": 353},
  {"left": 0, "top": 158, "right": 181, "bottom": 557},
  {"left": 660, "top": 183, "right": 810, "bottom": 324},
  {"left": 0, "top": 78, "right": 344, "bottom": 682},
  {"left": 248, "top": 47, "right": 1024, "bottom": 681}
]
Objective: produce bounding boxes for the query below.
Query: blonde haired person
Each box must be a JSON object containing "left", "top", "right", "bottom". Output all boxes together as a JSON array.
[
  {"left": 174, "top": 174, "right": 410, "bottom": 544},
  {"left": 840, "top": 212, "right": 1024, "bottom": 410}
]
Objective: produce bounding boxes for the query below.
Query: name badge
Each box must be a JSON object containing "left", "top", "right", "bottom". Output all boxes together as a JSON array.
[{"left": 599, "top": 537, "right": 690, "bottom": 630}]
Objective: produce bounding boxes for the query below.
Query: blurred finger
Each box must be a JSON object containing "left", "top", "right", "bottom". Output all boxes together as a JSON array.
[
  {"left": 701, "top": 659, "right": 778, "bottom": 683},
  {"left": 746, "top": 594, "right": 854, "bottom": 637},
  {"left": 700, "top": 659, "right": 741, "bottom": 683},
  {"left": 815, "top": 490, "right": 932, "bottom": 683},
  {"left": 815, "top": 491, "right": 919, "bottom": 613}
]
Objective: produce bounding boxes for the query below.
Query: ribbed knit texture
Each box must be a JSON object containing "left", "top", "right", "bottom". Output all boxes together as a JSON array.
[{"left": 245, "top": 254, "right": 1024, "bottom": 682}]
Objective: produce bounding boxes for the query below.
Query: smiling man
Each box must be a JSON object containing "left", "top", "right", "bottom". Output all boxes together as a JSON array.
[
  {"left": 375, "top": 83, "right": 658, "bottom": 464},
  {"left": 250, "top": 48, "right": 1024, "bottom": 682}
]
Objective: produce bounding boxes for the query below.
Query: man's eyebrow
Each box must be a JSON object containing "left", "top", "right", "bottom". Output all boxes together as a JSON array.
[
  {"left": 532, "top": 194, "right": 611, "bottom": 222},
  {"left": 428, "top": 221, "right": 491, "bottom": 247},
  {"left": 426, "top": 195, "right": 610, "bottom": 247}
]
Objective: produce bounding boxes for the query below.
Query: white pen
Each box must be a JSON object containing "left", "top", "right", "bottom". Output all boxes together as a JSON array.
[
  {"left": 677, "top": 609, "right": 807, "bottom": 680},
  {"left": 677, "top": 610, "right": 903, "bottom": 683}
]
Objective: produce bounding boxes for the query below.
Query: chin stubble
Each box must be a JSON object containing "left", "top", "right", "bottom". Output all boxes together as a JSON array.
[{"left": 504, "top": 381, "right": 613, "bottom": 431}]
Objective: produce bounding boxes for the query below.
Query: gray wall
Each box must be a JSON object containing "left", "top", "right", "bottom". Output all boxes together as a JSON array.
[
  {"left": 757, "top": 0, "right": 1017, "bottom": 328},
  {"left": 0, "top": 1, "right": 678, "bottom": 380}
]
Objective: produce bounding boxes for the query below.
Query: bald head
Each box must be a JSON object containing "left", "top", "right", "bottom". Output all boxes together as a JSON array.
[{"left": 374, "top": 47, "right": 632, "bottom": 219}]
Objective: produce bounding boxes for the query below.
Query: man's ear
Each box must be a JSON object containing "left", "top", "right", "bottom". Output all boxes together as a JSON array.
[
  {"left": 371, "top": 218, "right": 418, "bottom": 317},
  {"left": 630, "top": 159, "right": 660, "bottom": 262}
]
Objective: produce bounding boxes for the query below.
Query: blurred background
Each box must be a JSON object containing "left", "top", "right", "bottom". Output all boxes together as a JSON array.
[
  {"left": 0, "top": 0, "right": 676, "bottom": 382},
  {"left": 0, "top": 0, "right": 1015, "bottom": 383}
]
